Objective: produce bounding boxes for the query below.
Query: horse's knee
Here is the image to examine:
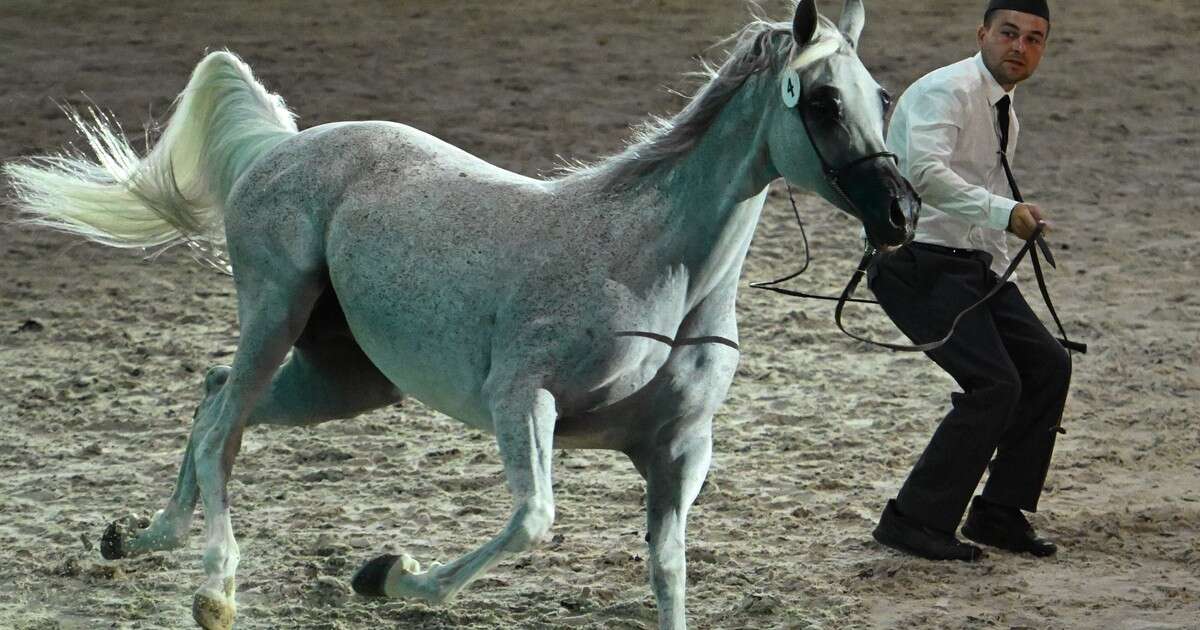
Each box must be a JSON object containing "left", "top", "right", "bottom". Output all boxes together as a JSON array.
[
  {"left": 646, "top": 536, "right": 687, "bottom": 612},
  {"left": 649, "top": 530, "right": 685, "bottom": 562},
  {"left": 649, "top": 549, "right": 685, "bottom": 587}
]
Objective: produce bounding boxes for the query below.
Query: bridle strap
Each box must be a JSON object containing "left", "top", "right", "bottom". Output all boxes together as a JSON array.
[
  {"left": 788, "top": 60, "right": 904, "bottom": 223},
  {"left": 749, "top": 183, "right": 879, "bottom": 305},
  {"left": 827, "top": 150, "right": 898, "bottom": 178}
]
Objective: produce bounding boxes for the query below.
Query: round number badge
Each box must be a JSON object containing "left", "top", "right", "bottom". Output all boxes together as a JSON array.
[{"left": 781, "top": 68, "right": 801, "bottom": 108}]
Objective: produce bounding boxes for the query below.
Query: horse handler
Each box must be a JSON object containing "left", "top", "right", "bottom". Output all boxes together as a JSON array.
[{"left": 868, "top": 0, "right": 1069, "bottom": 561}]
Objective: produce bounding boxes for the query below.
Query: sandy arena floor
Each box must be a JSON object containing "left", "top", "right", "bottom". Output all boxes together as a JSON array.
[{"left": 1, "top": 1, "right": 1197, "bottom": 628}]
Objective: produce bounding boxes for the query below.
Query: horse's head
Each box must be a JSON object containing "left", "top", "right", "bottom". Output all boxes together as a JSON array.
[{"left": 765, "top": 0, "right": 918, "bottom": 250}]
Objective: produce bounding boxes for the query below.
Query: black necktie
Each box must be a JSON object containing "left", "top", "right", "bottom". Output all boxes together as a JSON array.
[{"left": 996, "top": 94, "right": 1023, "bottom": 202}]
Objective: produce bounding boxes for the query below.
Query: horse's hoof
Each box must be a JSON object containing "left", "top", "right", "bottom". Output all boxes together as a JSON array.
[
  {"left": 100, "top": 521, "right": 126, "bottom": 560},
  {"left": 100, "top": 514, "right": 151, "bottom": 560},
  {"left": 352, "top": 553, "right": 444, "bottom": 601},
  {"left": 192, "top": 585, "right": 235, "bottom": 630},
  {"left": 351, "top": 554, "right": 399, "bottom": 597}
]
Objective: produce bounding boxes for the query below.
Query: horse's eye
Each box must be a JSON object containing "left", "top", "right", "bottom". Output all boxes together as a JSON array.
[
  {"left": 880, "top": 90, "right": 893, "bottom": 113},
  {"left": 808, "top": 87, "right": 842, "bottom": 120}
]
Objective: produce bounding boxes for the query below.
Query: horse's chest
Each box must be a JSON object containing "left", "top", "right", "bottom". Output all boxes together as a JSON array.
[
  {"left": 553, "top": 334, "right": 739, "bottom": 448},
  {"left": 542, "top": 332, "right": 662, "bottom": 408},
  {"left": 593, "top": 343, "right": 672, "bottom": 400},
  {"left": 557, "top": 324, "right": 737, "bottom": 419}
]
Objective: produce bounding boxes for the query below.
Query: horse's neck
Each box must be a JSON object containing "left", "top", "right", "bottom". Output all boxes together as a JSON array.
[{"left": 640, "top": 86, "right": 776, "bottom": 309}]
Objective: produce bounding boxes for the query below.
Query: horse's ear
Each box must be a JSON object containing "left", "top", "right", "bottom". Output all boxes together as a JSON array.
[
  {"left": 839, "top": 0, "right": 865, "bottom": 48},
  {"left": 792, "top": 0, "right": 820, "bottom": 48}
]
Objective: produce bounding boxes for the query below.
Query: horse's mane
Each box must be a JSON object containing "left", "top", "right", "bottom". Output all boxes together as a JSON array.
[{"left": 557, "top": 10, "right": 837, "bottom": 191}]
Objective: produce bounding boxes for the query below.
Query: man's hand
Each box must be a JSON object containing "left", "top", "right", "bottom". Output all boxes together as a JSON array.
[{"left": 1008, "top": 203, "right": 1050, "bottom": 240}]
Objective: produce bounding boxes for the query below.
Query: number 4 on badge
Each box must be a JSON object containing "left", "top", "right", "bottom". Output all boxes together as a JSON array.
[{"left": 781, "top": 68, "right": 800, "bottom": 108}]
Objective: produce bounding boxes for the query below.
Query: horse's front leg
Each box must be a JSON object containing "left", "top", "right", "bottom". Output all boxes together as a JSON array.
[
  {"left": 628, "top": 331, "right": 737, "bottom": 630},
  {"left": 352, "top": 384, "right": 558, "bottom": 602},
  {"left": 636, "top": 419, "right": 714, "bottom": 630}
]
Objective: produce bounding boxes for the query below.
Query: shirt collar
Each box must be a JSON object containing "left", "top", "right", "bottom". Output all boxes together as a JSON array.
[{"left": 972, "top": 52, "right": 1016, "bottom": 106}]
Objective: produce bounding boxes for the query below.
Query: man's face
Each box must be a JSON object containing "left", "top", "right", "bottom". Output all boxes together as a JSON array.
[{"left": 977, "top": 9, "right": 1049, "bottom": 88}]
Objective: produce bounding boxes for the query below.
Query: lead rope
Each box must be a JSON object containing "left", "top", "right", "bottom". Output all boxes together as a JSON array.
[
  {"left": 995, "top": 96, "right": 1086, "bottom": 433},
  {"left": 750, "top": 186, "right": 1086, "bottom": 368}
]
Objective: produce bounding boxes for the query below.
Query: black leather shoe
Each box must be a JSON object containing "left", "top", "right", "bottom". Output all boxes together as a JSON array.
[
  {"left": 872, "top": 499, "right": 983, "bottom": 561},
  {"left": 961, "top": 496, "right": 1057, "bottom": 557}
]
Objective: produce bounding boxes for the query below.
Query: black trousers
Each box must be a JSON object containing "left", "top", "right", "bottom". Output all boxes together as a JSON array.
[{"left": 868, "top": 243, "right": 1072, "bottom": 534}]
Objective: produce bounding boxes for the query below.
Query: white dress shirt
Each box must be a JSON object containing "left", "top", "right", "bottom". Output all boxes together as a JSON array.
[{"left": 887, "top": 52, "right": 1020, "bottom": 277}]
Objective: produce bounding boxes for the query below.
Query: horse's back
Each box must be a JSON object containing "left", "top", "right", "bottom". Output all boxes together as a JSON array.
[{"left": 226, "top": 118, "right": 553, "bottom": 278}]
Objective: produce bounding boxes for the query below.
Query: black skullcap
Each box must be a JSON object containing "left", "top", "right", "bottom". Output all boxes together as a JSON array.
[{"left": 985, "top": 0, "right": 1050, "bottom": 23}]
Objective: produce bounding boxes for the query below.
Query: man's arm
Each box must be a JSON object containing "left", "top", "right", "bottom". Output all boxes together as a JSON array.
[{"left": 896, "top": 88, "right": 1019, "bottom": 232}]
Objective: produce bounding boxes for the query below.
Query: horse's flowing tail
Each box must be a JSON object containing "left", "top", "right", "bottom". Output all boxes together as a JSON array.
[{"left": 4, "top": 51, "right": 297, "bottom": 269}]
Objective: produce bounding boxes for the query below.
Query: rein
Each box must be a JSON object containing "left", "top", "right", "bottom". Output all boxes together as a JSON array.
[{"left": 752, "top": 185, "right": 1086, "bottom": 357}]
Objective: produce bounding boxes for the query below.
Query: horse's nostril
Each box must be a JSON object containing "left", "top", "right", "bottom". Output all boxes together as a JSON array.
[{"left": 889, "top": 198, "right": 905, "bottom": 229}]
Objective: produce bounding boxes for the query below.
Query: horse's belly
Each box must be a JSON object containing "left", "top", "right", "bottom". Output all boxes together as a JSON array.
[
  {"left": 341, "top": 306, "right": 494, "bottom": 429},
  {"left": 325, "top": 248, "right": 497, "bottom": 430}
]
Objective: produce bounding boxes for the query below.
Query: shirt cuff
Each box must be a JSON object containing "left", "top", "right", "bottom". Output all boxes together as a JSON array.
[{"left": 987, "top": 195, "right": 1020, "bottom": 231}]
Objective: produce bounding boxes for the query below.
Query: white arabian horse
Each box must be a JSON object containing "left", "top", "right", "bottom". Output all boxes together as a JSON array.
[{"left": 5, "top": 1, "right": 916, "bottom": 628}]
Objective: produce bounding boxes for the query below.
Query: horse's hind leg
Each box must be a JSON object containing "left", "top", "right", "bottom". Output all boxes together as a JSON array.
[
  {"left": 175, "top": 202, "right": 331, "bottom": 630},
  {"left": 188, "top": 273, "right": 326, "bottom": 630},
  {"left": 101, "top": 290, "right": 400, "bottom": 562},
  {"left": 100, "top": 366, "right": 229, "bottom": 560},
  {"left": 245, "top": 287, "right": 404, "bottom": 428},
  {"left": 351, "top": 384, "right": 557, "bottom": 602}
]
